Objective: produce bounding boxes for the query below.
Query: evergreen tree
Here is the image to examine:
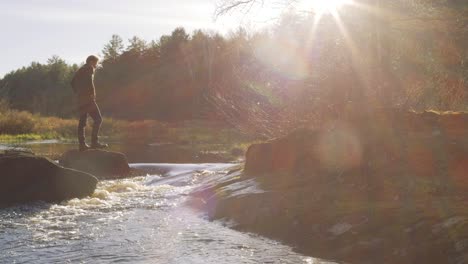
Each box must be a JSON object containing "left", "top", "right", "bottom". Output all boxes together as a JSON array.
[{"left": 102, "top": 34, "right": 124, "bottom": 62}]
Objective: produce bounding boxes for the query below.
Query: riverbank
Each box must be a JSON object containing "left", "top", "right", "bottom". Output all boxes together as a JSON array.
[
  {"left": 0, "top": 108, "right": 255, "bottom": 162},
  {"left": 191, "top": 109, "right": 468, "bottom": 264}
]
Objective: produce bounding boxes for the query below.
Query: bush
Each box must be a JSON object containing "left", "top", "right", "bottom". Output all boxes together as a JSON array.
[
  {"left": 0, "top": 110, "right": 35, "bottom": 134},
  {"left": 33, "top": 116, "right": 77, "bottom": 138}
]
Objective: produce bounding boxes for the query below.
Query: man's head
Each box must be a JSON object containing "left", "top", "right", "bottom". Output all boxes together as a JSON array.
[{"left": 86, "top": 55, "right": 100, "bottom": 68}]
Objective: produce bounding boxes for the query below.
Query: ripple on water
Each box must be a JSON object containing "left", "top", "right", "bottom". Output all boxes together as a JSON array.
[{"left": 0, "top": 163, "right": 335, "bottom": 264}]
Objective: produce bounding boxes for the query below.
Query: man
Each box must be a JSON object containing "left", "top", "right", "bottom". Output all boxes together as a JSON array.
[{"left": 71, "top": 55, "right": 108, "bottom": 151}]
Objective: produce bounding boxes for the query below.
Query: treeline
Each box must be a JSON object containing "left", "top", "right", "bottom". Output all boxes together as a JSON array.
[
  {"left": 0, "top": 0, "right": 466, "bottom": 137},
  {"left": 0, "top": 28, "right": 269, "bottom": 124}
]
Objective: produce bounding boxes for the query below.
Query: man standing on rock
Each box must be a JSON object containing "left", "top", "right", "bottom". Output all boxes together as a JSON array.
[{"left": 71, "top": 55, "right": 108, "bottom": 151}]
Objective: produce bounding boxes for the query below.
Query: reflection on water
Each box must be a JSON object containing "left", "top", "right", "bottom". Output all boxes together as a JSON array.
[
  {"left": 2, "top": 140, "right": 228, "bottom": 163},
  {"left": 2, "top": 140, "right": 147, "bottom": 162},
  {"left": 0, "top": 162, "right": 335, "bottom": 263}
]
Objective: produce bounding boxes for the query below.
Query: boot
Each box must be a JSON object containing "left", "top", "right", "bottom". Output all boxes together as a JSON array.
[
  {"left": 91, "top": 142, "right": 108, "bottom": 149},
  {"left": 79, "top": 143, "right": 91, "bottom": 152}
]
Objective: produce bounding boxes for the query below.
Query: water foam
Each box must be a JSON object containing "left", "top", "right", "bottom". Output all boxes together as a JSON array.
[{"left": 0, "top": 163, "right": 332, "bottom": 263}]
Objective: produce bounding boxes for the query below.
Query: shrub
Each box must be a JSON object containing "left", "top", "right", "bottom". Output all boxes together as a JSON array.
[
  {"left": 0, "top": 110, "right": 35, "bottom": 134},
  {"left": 33, "top": 116, "right": 77, "bottom": 138}
]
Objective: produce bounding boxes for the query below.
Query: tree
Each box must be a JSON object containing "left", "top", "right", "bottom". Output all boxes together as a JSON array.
[
  {"left": 102, "top": 34, "right": 124, "bottom": 62},
  {"left": 127, "top": 36, "right": 147, "bottom": 56}
]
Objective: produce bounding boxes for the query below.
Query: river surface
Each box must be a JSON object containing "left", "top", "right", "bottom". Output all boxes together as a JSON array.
[{"left": 0, "top": 142, "right": 335, "bottom": 263}]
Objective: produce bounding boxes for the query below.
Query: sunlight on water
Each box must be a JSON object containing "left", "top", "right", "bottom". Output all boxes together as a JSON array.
[{"left": 0, "top": 163, "right": 336, "bottom": 264}]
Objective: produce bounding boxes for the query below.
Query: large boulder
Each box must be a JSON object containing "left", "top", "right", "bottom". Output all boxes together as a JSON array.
[
  {"left": 244, "top": 110, "right": 468, "bottom": 177},
  {"left": 244, "top": 128, "right": 320, "bottom": 174},
  {"left": 59, "top": 149, "right": 130, "bottom": 179},
  {"left": 244, "top": 127, "right": 359, "bottom": 175},
  {"left": 0, "top": 151, "right": 97, "bottom": 207}
]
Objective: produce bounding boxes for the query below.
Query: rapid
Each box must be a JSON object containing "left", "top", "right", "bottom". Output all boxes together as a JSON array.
[{"left": 1, "top": 162, "right": 333, "bottom": 263}]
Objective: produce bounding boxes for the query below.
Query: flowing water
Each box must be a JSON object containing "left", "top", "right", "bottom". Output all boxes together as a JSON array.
[{"left": 0, "top": 151, "right": 335, "bottom": 263}]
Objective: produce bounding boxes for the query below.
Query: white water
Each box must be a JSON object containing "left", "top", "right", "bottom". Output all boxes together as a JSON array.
[{"left": 0, "top": 163, "right": 334, "bottom": 263}]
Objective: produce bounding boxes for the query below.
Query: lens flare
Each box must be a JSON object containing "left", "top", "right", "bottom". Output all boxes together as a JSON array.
[{"left": 306, "top": 0, "right": 352, "bottom": 15}]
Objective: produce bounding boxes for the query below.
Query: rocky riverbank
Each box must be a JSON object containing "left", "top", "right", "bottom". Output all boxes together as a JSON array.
[
  {"left": 0, "top": 149, "right": 136, "bottom": 207},
  {"left": 191, "top": 110, "right": 468, "bottom": 264}
]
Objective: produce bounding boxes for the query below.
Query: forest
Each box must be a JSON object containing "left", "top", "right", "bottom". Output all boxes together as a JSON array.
[{"left": 0, "top": 0, "right": 466, "bottom": 137}]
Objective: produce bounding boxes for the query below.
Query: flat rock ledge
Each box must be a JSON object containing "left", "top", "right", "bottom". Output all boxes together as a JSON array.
[
  {"left": 59, "top": 149, "right": 131, "bottom": 179},
  {"left": 0, "top": 151, "right": 97, "bottom": 208}
]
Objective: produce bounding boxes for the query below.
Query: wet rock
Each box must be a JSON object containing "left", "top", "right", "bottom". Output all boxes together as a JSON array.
[
  {"left": 0, "top": 151, "right": 97, "bottom": 207},
  {"left": 244, "top": 142, "right": 273, "bottom": 174},
  {"left": 59, "top": 149, "right": 130, "bottom": 179}
]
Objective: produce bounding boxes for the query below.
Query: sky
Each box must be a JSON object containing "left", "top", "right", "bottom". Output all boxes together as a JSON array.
[{"left": 0, "top": 0, "right": 277, "bottom": 78}]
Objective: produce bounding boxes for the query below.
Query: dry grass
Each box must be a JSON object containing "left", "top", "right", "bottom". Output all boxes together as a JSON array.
[
  {"left": 0, "top": 110, "right": 35, "bottom": 135},
  {"left": 0, "top": 107, "right": 254, "bottom": 154}
]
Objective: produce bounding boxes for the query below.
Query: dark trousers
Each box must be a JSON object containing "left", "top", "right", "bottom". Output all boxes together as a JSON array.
[{"left": 78, "top": 101, "right": 102, "bottom": 144}]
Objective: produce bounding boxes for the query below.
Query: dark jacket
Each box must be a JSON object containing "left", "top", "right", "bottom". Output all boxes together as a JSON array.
[{"left": 71, "top": 64, "right": 96, "bottom": 105}]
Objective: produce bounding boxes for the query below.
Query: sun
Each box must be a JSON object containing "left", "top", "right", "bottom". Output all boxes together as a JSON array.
[{"left": 302, "top": 0, "right": 352, "bottom": 15}]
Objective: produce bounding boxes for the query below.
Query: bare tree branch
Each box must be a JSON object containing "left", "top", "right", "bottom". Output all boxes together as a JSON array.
[
  {"left": 214, "top": 0, "right": 300, "bottom": 20},
  {"left": 215, "top": 0, "right": 261, "bottom": 19}
]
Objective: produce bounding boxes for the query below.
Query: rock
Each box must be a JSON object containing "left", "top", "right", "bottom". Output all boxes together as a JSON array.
[
  {"left": 244, "top": 110, "right": 468, "bottom": 177},
  {"left": 193, "top": 164, "right": 468, "bottom": 264},
  {"left": 0, "top": 151, "right": 97, "bottom": 207},
  {"left": 245, "top": 142, "right": 273, "bottom": 174},
  {"left": 59, "top": 149, "right": 130, "bottom": 179},
  {"left": 244, "top": 128, "right": 324, "bottom": 174}
]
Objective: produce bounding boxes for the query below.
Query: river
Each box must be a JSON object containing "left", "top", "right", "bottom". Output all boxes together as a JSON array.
[{"left": 0, "top": 142, "right": 335, "bottom": 263}]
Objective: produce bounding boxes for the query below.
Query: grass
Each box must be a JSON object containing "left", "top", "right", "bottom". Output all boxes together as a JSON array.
[
  {"left": 0, "top": 107, "right": 257, "bottom": 158},
  {"left": 0, "top": 134, "right": 51, "bottom": 141},
  {"left": 0, "top": 107, "right": 164, "bottom": 142}
]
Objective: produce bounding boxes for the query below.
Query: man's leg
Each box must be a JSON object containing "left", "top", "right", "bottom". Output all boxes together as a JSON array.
[
  {"left": 88, "top": 101, "right": 107, "bottom": 148},
  {"left": 78, "top": 111, "right": 88, "bottom": 150}
]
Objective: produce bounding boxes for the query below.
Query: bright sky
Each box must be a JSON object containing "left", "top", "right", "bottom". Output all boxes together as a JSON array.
[{"left": 0, "top": 0, "right": 257, "bottom": 78}]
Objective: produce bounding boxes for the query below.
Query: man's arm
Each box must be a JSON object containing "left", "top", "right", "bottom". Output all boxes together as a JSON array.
[
  {"left": 83, "top": 67, "right": 94, "bottom": 91},
  {"left": 83, "top": 66, "right": 96, "bottom": 99}
]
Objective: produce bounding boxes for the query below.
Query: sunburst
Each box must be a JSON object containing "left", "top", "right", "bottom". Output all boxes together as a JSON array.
[{"left": 299, "top": 0, "right": 353, "bottom": 16}]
